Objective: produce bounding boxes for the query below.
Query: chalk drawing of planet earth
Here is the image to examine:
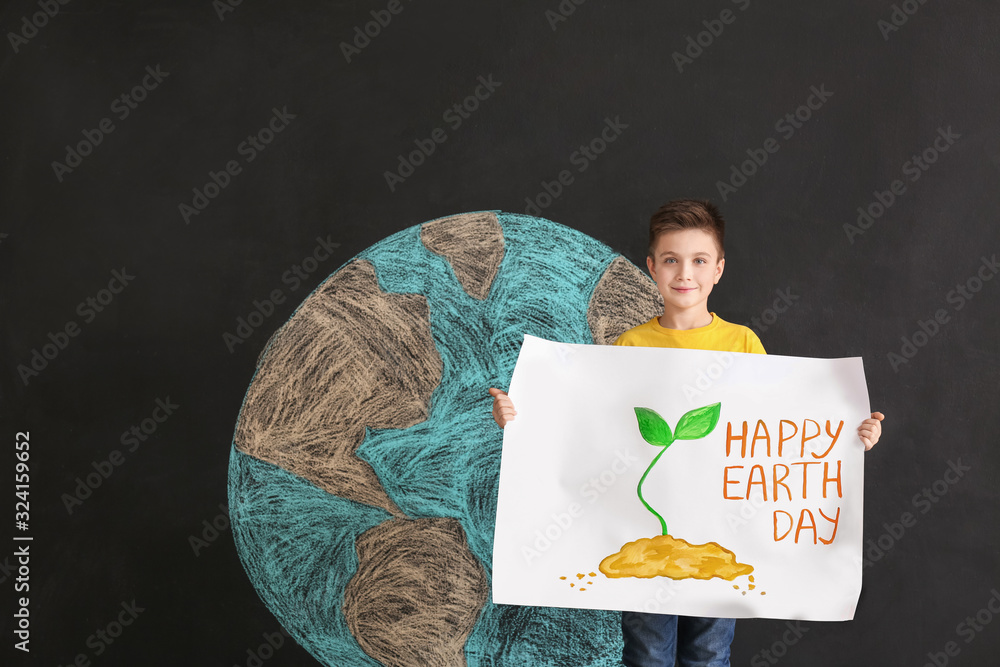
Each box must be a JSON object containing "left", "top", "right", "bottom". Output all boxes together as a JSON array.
[{"left": 228, "top": 210, "right": 663, "bottom": 666}]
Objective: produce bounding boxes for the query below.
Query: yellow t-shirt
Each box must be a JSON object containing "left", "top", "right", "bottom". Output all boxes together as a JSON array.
[{"left": 612, "top": 312, "right": 766, "bottom": 355}]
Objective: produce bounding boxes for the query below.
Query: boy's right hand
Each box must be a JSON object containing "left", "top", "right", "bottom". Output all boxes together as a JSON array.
[{"left": 488, "top": 388, "right": 517, "bottom": 428}]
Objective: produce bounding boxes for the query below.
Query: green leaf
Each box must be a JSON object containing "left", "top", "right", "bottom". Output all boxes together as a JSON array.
[
  {"left": 633, "top": 407, "right": 674, "bottom": 447},
  {"left": 674, "top": 402, "right": 722, "bottom": 440}
]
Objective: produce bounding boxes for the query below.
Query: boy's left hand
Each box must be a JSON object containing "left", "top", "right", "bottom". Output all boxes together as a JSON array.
[{"left": 858, "top": 411, "right": 885, "bottom": 450}]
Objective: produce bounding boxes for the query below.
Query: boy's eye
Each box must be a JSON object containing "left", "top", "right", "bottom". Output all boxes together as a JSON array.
[
  {"left": 665, "top": 258, "right": 676, "bottom": 263},
  {"left": 695, "top": 258, "right": 706, "bottom": 264}
]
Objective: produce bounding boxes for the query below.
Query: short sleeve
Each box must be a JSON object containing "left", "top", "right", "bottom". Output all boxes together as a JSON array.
[
  {"left": 611, "top": 326, "right": 639, "bottom": 346},
  {"left": 747, "top": 329, "right": 766, "bottom": 355}
]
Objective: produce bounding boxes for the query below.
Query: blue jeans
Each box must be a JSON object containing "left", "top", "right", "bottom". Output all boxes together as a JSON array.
[{"left": 621, "top": 612, "right": 735, "bottom": 667}]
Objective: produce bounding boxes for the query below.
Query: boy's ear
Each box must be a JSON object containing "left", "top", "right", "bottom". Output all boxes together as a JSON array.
[
  {"left": 714, "top": 257, "right": 725, "bottom": 284},
  {"left": 646, "top": 255, "right": 655, "bottom": 278}
]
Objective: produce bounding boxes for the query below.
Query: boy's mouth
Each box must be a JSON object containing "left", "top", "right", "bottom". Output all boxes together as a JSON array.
[{"left": 672, "top": 286, "right": 696, "bottom": 293}]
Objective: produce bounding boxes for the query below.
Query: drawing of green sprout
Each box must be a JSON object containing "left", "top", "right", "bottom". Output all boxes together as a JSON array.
[{"left": 632, "top": 402, "right": 722, "bottom": 536}]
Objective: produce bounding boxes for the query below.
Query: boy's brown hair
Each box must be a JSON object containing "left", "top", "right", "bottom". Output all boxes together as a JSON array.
[{"left": 648, "top": 199, "right": 725, "bottom": 259}]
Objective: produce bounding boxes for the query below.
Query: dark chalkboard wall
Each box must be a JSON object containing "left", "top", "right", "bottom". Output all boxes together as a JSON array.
[{"left": 2, "top": 0, "right": 999, "bottom": 665}]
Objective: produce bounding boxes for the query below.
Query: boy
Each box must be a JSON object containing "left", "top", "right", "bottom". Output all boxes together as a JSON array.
[{"left": 489, "top": 199, "right": 884, "bottom": 667}]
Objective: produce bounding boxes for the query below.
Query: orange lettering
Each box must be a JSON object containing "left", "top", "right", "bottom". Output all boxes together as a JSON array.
[
  {"left": 794, "top": 509, "right": 817, "bottom": 544},
  {"left": 778, "top": 419, "right": 797, "bottom": 456},
  {"left": 726, "top": 421, "right": 747, "bottom": 457},
  {"left": 747, "top": 465, "right": 768, "bottom": 501},
  {"left": 773, "top": 510, "right": 793, "bottom": 541},
  {"left": 772, "top": 464, "right": 792, "bottom": 501},
  {"left": 790, "top": 461, "right": 820, "bottom": 499},
  {"left": 800, "top": 418, "right": 820, "bottom": 456},
  {"left": 818, "top": 506, "right": 841, "bottom": 544},
  {"left": 723, "top": 466, "right": 744, "bottom": 499},
  {"left": 812, "top": 420, "right": 844, "bottom": 459},
  {"left": 823, "top": 460, "right": 842, "bottom": 498},
  {"left": 751, "top": 420, "right": 771, "bottom": 457}
]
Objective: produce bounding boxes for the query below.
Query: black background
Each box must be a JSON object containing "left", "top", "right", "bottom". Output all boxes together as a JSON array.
[{"left": 2, "top": 1, "right": 999, "bottom": 665}]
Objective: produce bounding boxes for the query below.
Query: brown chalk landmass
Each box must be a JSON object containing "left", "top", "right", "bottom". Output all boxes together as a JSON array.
[
  {"left": 587, "top": 256, "right": 663, "bottom": 344},
  {"left": 233, "top": 259, "right": 442, "bottom": 517}
]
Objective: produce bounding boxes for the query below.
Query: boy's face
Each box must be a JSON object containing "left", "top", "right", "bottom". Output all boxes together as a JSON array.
[{"left": 646, "top": 228, "right": 725, "bottom": 314}]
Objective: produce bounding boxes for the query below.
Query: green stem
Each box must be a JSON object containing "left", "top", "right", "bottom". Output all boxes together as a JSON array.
[{"left": 637, "top": 446, "right": 670, "bottom": 535}]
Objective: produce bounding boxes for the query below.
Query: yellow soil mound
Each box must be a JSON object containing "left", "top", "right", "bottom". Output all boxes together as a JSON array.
[{"left": 599, "top": 535, "right": 754, "bottom": 581}]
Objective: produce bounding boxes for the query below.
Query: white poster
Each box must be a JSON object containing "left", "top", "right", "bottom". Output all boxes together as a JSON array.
[{"left": 492, "top": 335, "right": 870, "bottom": 621}]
